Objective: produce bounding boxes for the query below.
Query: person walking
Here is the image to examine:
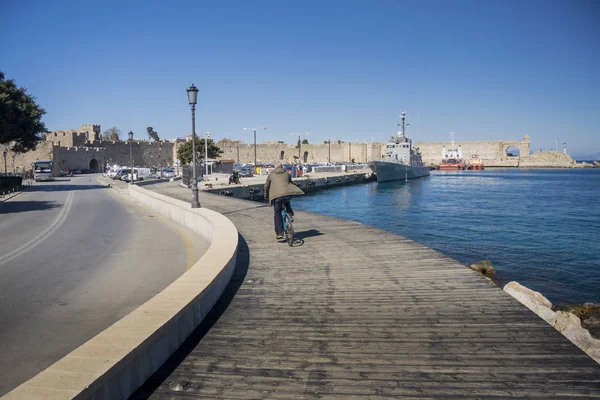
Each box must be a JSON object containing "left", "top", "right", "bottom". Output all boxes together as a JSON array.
[{"left": 264, "top": 162, "right": 304, "bottom": 239}]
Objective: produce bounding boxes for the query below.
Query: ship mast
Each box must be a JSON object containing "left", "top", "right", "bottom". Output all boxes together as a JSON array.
[{"left": 397, "top": 112, "right": 407, "bottom": 139}]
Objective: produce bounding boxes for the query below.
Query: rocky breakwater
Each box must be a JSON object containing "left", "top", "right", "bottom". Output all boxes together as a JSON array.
[
  {"left": 573, "top": 160, "right": 600, "bottom": 168},
  {"left": 504, "top": 282, "right": 600, "bottom": 364},
  {"left": 519, "top": 151, "right": 576, "bottom": 168}
]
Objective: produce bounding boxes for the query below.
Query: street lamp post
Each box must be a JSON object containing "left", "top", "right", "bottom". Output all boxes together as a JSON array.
[
  {"left": 187, "top": 84, "right": 200, "bottom": 208},
  {"left": 290, "top": 132, "right": 309, "bottom": 164},
  {"left": 243, "top": 127, "right": 266, "bottom": 172},
  {"left": 128, "top": 131, "right": 134, "bottom": 185},
  {"left": 3, "top": 151, "right": 7, "bottom": 175},
  {"left": 204, "top": 132, "right": 210, "bottom": 178}
]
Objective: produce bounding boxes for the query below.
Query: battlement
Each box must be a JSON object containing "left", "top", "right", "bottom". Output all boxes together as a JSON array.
[
  {"left": 62, "top": 146, "right": 106, "bottom": 153},
  {"left": 80, "top": 124, "right": 101, "bottom": 134}
]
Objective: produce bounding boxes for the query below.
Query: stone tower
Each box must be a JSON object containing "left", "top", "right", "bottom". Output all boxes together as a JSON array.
[{"left": 79, "top": 124, "right": 101, "bottom": 142}]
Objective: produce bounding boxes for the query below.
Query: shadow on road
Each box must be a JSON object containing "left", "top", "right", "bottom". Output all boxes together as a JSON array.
[
  {"left": 0, "top": 200, "right": 60, "bottom": 214},
  {"left": 28, "top": 184, "right": 107, "bottom": 192},
  {"left": 131, "top": 233, "right": 250, "bottom": 399}
]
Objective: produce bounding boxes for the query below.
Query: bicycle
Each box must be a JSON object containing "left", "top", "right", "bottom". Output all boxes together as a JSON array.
[{"left": 281, "top": 208, "right": 295, "bottom": 246}]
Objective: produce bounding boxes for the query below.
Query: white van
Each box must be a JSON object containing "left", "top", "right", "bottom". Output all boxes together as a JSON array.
[
  {"left": 136, "top": 168, "right": 151, "bottom": 179},
  {"left": 122, "top": 167, "right": 151, "bottom": 182}
]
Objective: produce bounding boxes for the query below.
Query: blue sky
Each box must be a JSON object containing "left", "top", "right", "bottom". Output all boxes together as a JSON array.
[{"left": 2, "top": 0, "right": 599, "bottom": 156}]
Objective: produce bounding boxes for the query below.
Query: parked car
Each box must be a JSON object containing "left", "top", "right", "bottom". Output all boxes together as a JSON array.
[
  {"left": 60, "top": 168, "right": 73, "bottom": 177},
  {"left": 112, "top": 168, "right": 130, "bottom": 180},
  {"left": 73, "top": 169, "right": 82, "bottom": 174},
  {"left": 239, "top": 168, "right": 254, "bottom": 177},
  {"left": 162, "top": 168, "right": 176, "bottom": 178}
]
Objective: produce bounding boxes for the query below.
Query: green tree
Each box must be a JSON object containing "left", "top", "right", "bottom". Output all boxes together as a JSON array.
[
  {"left": 177, "top": 137, "right": 223, "bottom": 164},
  {"left": 217, "top": 137, "right": 240, "bottom": 146},
  {"left": 0, "top": 71, "right": 47, "bottom": 152},
  {"left": 302, "top": 139, "right": 309, "bottom": 145},
  {"left": 146, "top": 126, "right": 160, "bottom": 141},
  {"left": 102, "top": 126, "right": 121, "bottom": 141}
]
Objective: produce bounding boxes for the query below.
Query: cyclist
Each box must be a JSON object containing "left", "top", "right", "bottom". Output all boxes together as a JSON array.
[{"left": 264, "top": 162, "right": 304, "bottom": 239}]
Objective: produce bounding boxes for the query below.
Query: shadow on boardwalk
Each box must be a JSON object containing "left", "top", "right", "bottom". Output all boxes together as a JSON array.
[
  {"left": 295, "top": 229, "right": 325, "bottom": 241},
  {"left": 131, "top": 234, "right": 250, "bottom": 399}
]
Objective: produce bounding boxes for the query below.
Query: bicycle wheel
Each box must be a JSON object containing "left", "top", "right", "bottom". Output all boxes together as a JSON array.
[{"left": 284, "top": 214, "right": 294, "bottom": 246}]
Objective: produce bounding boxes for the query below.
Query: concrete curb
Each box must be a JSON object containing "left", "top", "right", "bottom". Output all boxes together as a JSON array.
[{"left": 3, "top": 185, "right": 238, "bottom": 399}]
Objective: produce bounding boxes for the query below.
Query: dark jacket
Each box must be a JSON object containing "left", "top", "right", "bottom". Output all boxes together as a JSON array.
[{"left": 264, "top": 166, "right": 305, "bottom": 202}]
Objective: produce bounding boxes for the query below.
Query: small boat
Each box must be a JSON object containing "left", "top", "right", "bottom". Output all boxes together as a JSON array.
[
  {"left": 467, "top": 153, "right": 485, "bottom": 170},
  {"left": 368, "top": 112, "right": 430, "bottom": 182},
  {"left": 438, "top": 132, "right": 466, "bottom": 170}
]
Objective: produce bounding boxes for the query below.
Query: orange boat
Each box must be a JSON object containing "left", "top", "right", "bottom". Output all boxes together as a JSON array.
[
  {"left": 437, "top": 133, "right": 466, "bottom": 170},
  {"left": 439, "top": 158, "right": 466, "bottom": 170},
  {"left": 468, "top": 154, "right": 485, "bottom": 170}
]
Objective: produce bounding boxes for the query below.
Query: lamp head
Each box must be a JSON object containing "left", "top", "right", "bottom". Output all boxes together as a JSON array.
[
  {"left": 187, "top": 84, "right": 198, "bottom": 105},
  {"left": 128, "top": 131, "right": 134, "bottom": 141}
]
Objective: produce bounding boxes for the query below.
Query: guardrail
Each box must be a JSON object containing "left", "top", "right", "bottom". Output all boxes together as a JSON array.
[{"left": 4, "top": 185, "right": 238, "bottom": 400}]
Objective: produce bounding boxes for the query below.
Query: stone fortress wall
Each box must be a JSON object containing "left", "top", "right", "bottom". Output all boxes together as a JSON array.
[
  {"left": 216, "top": 140, "right": 383, "bottom": 165},
  {"left": 2, "top": 124, "right": 180, "bottom": 174},
  {"left": 47, "top": 124, "right": 179, "bottom": 172},
  {"left": 215, "top": 135, "right": 545, "bottom": 167},
  {"left": 2, "top": 124, "right": 577, "bottom": 175},
  {"left": 53, "top": 141, "right": 177, "bottom": 172},
  {"left": 1, "top": 141, "right": 59, "bottom": 175},
  {"left": 45, "top": 124, "right": 102, "bottom": 147}
]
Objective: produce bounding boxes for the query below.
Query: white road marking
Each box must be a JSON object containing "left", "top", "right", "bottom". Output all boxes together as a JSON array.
[{"left": 0, "top": 191, "right": 75, "bottom": 267}]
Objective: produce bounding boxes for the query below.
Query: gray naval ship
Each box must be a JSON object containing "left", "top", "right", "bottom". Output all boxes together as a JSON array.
[{"left": 368, "top": 112, "right": 430, "bottom": 182}]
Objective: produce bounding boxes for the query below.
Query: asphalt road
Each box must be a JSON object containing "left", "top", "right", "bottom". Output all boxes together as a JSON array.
[{"left": 0, "top": 175, "right": 209, "bottom": 396}]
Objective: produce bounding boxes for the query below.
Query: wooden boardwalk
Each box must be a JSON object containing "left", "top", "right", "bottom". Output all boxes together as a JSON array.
[{"left": 132, "top": 182, "right": 600, "bottom": 399}]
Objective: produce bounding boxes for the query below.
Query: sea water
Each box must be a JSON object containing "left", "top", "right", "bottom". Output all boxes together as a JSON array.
[{"left": 295, "top": 169, "right": 600, "bottom": 304}]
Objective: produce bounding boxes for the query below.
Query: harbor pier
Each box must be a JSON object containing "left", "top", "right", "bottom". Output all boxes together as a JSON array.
[
  {"left": 200, "top": 169, "right": 375, "bottom": 201},
  {"left": 129, "top": 180, "right": 600, "bottom": 399}
]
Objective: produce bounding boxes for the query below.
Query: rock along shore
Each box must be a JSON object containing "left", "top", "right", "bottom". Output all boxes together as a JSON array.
[{"left": 503, "top": 281, "right": 600, "bottom": 364}]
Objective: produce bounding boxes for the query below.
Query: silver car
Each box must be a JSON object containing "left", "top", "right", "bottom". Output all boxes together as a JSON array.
[{"left": 162, "top": 168, "right": 176, "bottom": 178}]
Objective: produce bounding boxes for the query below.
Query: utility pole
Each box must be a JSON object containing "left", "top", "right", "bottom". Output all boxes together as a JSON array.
[
  {"left": 348, "top": 141, "right": 351, "bottom": 162},
  {"left": 244, "top": 127, "right": 266, "bottom": 172},
  {"left": 204, "top": 132, "right": 210, "bottom": 178}
]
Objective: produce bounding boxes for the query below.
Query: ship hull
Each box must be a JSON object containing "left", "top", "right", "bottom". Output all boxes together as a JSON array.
[
  {"left": 438, "top": 160, "right": 466, "bottom": 170},
  {"left": 438, "top": 165, "right": 465, "bottom": 170},
  {"left": 368, "top": 161, "right": 430, "bottom": 182},
  {"left": 468, "top": 164, "right": 485, "bottom": 170}
]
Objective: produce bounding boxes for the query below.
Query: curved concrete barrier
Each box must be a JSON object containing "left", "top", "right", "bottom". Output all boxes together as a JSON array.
[{"left": 4, "top": 185, "right": 238, "bottom": 399}]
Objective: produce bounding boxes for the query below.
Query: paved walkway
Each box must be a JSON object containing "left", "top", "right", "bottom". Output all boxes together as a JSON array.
[{"left": 132, "top": 181, "right": 600, "bottom": 399}]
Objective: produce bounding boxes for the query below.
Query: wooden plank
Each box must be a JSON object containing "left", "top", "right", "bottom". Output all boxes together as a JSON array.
[{"left": 132, "top": 185, "right": 600, "bottom": 399}]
